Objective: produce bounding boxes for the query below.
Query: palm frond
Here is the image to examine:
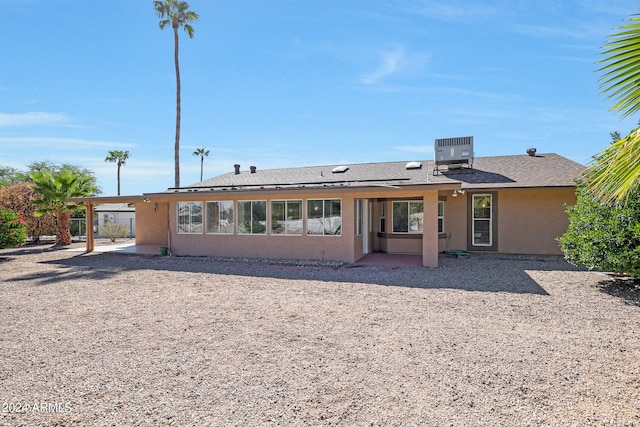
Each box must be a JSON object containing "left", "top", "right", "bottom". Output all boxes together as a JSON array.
[
  {"left": 598, "top": 15, "right": 640, "bottom": 119},
  {"left": 586, "top": 127, "right": 640, "bottom": 204},
  {"left": 154, "top": 0, "right": 198, "bottom": 32}
]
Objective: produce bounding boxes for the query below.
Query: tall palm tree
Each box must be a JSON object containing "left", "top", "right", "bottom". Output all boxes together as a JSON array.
[
  {"left": 154, "top": 0, "right": 199, "bottom": 189},
  {"left": 192, "top": 147, "right": 209, "bottom": 181},
  {"left": 105, "top": 150, "right": 130, "bottom": 196},
  {"left": 30, "top": 170, "right": 97, "bottom": 246},
  {"left": 589, "top": 13, "right": 640, "bottom": 204}
]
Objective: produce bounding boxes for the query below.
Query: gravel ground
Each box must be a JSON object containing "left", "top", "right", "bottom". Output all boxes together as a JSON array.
[{"left": 0, "top": 244, "right": 639, "bottom": 427}]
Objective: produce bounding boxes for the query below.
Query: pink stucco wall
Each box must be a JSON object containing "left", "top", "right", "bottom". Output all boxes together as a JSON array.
[{"left": 135, "top": 185, "right": 573, "bottom": 267}]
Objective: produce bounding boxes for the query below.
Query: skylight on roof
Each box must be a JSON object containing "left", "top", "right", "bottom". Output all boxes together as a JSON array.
[
  {"left": 332, "top": 166, "right": 349, "bottom": 173},
  {"left": 405, "top": 161, "right": 422, "bottom": 170}
]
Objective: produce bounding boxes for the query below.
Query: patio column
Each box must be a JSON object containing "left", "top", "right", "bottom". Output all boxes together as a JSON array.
[
  {"left": 85, "top": 202, "right": 94, "bottom": 253},
  {"left": 422, "top": 191, "right": 439, "bottom": 267}
]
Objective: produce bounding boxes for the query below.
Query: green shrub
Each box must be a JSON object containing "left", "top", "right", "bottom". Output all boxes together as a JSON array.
[
  {"left": 0, "top": 206, "right": 28, "bottom": 249},
  {"left": 559, "top": 180, "right": 640, "bottom": 277}
]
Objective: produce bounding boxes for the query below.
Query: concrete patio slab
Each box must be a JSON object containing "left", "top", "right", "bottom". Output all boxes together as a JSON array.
[{"left": 67, "top": 243, "right": 161, "bottom": 256}]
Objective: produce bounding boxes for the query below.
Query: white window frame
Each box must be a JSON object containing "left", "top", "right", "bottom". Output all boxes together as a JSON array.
[
  {"left": 392, "top": 200, "right": 424, "bottom": 234},
  {"left": 438, "top": 200, "right": 444, "bottom": 234},
  {"left": 379, "top": 201, "right": 386, "bottom": 233},
  {"left": 205, "top": 201, "right": 234, "bottom": 234},
  {"left": 306, "top": 199, "right": 342, "bottom": 236},
  {"left": 177, "top": 201, "right": 203, "bottom": 234},
  {"left": 472, "top": 194, "right": 492, "bottom": 246},
  {"left": 271, "top": 200, "right": 303, "bottom": 236}
]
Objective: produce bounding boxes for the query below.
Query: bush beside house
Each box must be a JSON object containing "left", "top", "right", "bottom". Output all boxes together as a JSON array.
[{"left": 559, "top": 180, "right": 640, "bottom": 277}]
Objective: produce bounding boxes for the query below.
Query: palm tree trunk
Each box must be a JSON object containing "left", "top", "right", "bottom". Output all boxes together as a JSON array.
[
  {"left": 173, "top": 25, "right": 181, "bottom": 188},
  {"left": 200, "top": 156, "right": 204, "bottom": 181},
  {"left": 56, "top": 209, "right": 72, "bottom": 246},
  {"left": 117, "top": 163, "right": 121, "bottom": 196}
]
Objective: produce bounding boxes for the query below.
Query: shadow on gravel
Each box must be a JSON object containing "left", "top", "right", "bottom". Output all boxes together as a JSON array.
[
  {"left": 11, "top": 251, "right": 565, "bottom": 295},
  {"left": 597, "top": 277, "right": 640, "bottom": 307},
  {"left": 0, "top": 243, "right": 69, "bottom": 257},
  {"left": 1, "top": 245, "right": 121, "bottom": 286},
  {"left": 9, "top": 267, "right": 120, "bottom": 287}
]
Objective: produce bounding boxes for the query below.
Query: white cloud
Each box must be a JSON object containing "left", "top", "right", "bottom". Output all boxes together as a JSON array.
[
  {"left": 361, "top": 47, "right": 406, "bottom": 84},
  {"left": 0, "top": 112, "right": 72, "bottom": 127}
]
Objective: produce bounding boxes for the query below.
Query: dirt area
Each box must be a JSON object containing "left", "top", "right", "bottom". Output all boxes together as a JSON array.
[{"left": 0, "top": 244, "right": 639, "bottom": 426}]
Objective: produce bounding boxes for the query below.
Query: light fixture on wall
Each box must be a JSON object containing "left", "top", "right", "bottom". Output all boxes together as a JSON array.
[
  {"left": 154, "top": 202, "right": 159, "bottom": 212},
  {"left": 452, "top": 189, "right": 466, "bottom": 197}
]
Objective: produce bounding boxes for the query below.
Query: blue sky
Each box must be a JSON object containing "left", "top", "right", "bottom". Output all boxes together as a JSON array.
[{"left": 2, "top": 0, "right": 640, "bottom": 196}]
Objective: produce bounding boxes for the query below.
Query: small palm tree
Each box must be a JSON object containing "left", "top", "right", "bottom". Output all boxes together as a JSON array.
[
  {"left": 154, "top": 0, "right": 199, "bottom": 188},
  {"left": 192, "top": 147, "right": 210, "bottom": 181},
  {"left": 30, "top": 170, "right": 97, "bottom": 246},
  {"left": 105, "top": 150, "right": 130, "bottom": 196},
  {"left": 590, "top": 13, "right": 640, "bottom": 203}
]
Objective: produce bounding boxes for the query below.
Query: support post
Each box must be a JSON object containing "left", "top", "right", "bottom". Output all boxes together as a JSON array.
[
  {"left": 422, "top": 191, "right": 439, "bottom": 267},
  {"left": 85, "top": 202, "right": 94, "bottom": 253}
]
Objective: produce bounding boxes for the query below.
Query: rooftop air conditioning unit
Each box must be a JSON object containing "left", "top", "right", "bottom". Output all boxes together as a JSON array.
[{"left": 434, "top": 136, "right": 474, "bottom": 174}]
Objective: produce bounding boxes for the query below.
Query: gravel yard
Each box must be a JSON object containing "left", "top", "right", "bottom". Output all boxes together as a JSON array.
[{"left": 1, "top": 244, "right": 639, "bottom": 426}]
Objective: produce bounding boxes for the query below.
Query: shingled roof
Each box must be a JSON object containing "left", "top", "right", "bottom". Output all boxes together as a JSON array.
[{"left": 181, "top": 153, "right": 584, "bottom": 192}]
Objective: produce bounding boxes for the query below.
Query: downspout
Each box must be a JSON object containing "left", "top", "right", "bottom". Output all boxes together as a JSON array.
[{"left": 167, "top": 202, "right": 172, "bottom": 256}]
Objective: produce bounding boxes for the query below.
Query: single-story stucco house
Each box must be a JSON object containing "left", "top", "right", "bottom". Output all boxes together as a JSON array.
[{"left": 75, "top": 142, "right": 585, "bottom": 267}]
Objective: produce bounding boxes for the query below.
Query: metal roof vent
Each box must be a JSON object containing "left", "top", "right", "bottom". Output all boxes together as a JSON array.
[
  {"left": 332, "top": 165, "right": 349, "bottom": 173},
  {"left": 405, "top": 161, "right": 422, "bottom": 170},
  {"left": 434, "top": 136, "right": 474, "bottom": 174}
]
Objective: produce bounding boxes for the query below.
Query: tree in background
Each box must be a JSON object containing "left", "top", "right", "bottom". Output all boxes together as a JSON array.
[
  {"left": 25, "top": 161, "right": 100, "bottom": 192},
  {"left": 154, "top": 0, "right": 199, "bottom": 188},
  {"left": 0, "top": 166, "right": 28, "bottom": 186},
  {"left": 105, "top": 150, "right": 130, "bottom": 195},
  {"left": 0, "top": 162, "right": 97, "bottom": 243},
  {"left": 192, "top": 147, "right": 209, "bottom": 182},
  {"left": 590, "top": 13, "right": 640, "bottom": 203},
  {"left": 559, "top": 180, "right": 640, "bottom": 277},
  {"left": 30, "top": 170, "right": 97, "bottom": 246}
]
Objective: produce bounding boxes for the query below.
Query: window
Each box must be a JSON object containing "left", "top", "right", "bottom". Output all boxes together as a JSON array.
[
  {"left": 177, "top": 202, "right": 203, "bottom": 234},
  {"left": 237, "top": 200, "right": 266, "bottom": 234},
  {"left": 392, "top": 201, "right": 424, "bottom": 233},
  {"left": 307, "top": 199, "right": 342, "bottom": 235},
  {"left": 206, "top": 201, "right": 234, "bottom": 234},
  {"left": 379, "top": 202, "right": 386, "bottom": 233},
  {"left": 438, "top": 201, "right": 444, "bottom": 234},
  {"left": 271, "top": 200, "right": 302, "bottom": 235},
  {"left": 472, "top": 194, "right": 492, "bottom": 246},
  {"left": 355, "top": 199, "right": 363, "bottom": 235}
]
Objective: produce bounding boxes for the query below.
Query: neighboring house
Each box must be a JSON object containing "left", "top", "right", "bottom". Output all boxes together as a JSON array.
[
  {"left": 94, "top": 203, "right": 136, "bottom": 237},
  {"left": 75, "top": 149, "right": 584, "bottom": 267}
]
